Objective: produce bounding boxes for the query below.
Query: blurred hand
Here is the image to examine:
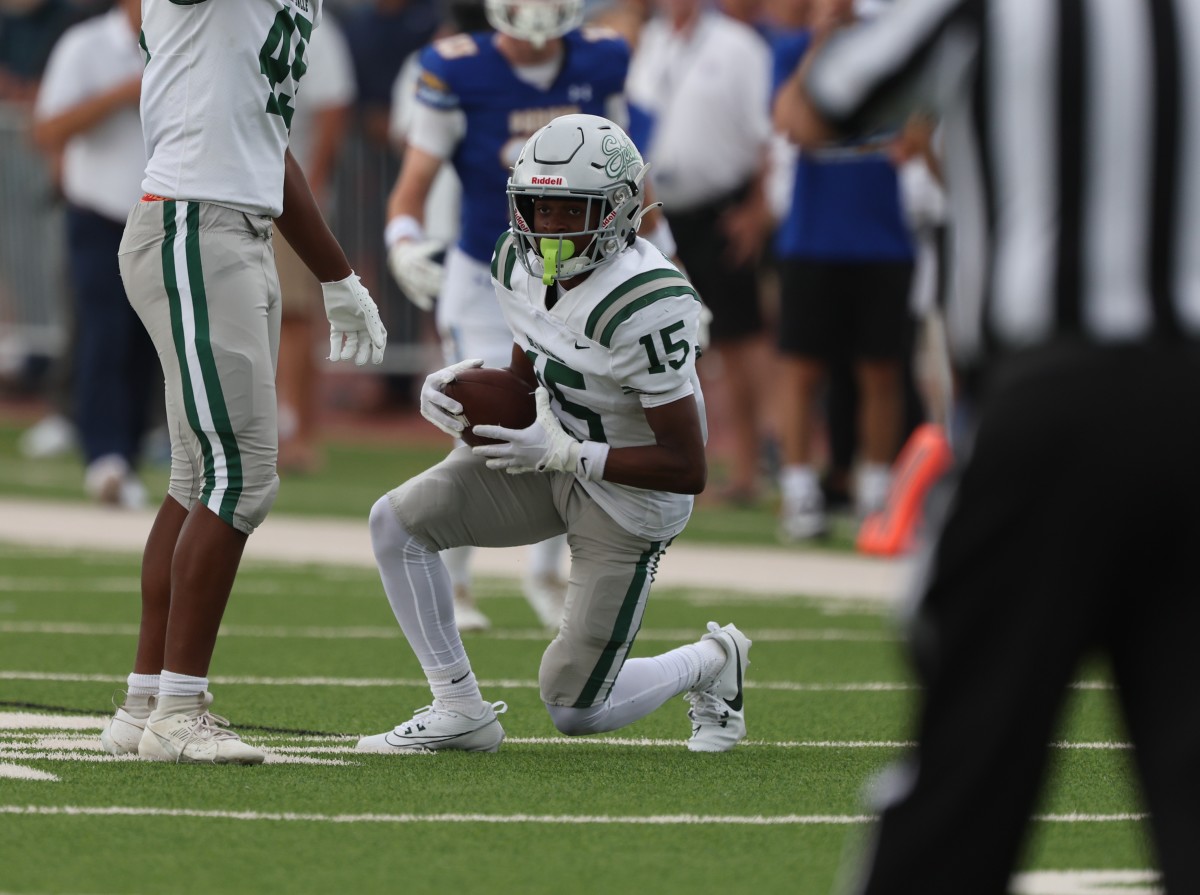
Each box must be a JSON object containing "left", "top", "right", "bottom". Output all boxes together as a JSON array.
[{"left": 387, "top": 239, "right": 444, "bottom": 312}]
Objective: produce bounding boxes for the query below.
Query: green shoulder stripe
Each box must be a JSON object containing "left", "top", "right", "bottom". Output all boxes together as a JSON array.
[
  {"left": 584, "top": 268, "right": 692, "bottom": 345},
  {"left": 490, "top": 231, "right": 519, "bottom": 290}
]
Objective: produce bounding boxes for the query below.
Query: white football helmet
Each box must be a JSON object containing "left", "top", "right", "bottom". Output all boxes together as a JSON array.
[
  {"left": 507, "top": 114, "right": 653, "bottom": 283},
  {"left": 485, "top": 0, "right": 584, "bottom": 47}
]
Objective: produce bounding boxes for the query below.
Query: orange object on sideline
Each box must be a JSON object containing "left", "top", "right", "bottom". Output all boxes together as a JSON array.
[{"left": 857, "top": 423, "right": 954, "bottom": 556}]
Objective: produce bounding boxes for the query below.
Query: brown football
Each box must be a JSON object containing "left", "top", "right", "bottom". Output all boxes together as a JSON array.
[{"left": 443, "top": 367, "right": 538, "bottom": 447}]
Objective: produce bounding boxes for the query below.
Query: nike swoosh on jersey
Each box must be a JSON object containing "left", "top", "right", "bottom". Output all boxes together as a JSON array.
[{"left": 573, "top": 341, "right": 590, "bottom": 349}]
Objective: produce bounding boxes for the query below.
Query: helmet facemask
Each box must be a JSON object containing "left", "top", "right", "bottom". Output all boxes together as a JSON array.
[
  {"left": 485, "top": 0, "right": 584, "bottom": 47},
  {"left": 507, "top": 115, "right": 653, "bottom": 285}
]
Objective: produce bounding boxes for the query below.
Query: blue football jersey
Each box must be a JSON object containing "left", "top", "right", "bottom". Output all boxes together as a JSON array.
[{"left": 416, "top": 28, "right": 630, "bottom": 264}]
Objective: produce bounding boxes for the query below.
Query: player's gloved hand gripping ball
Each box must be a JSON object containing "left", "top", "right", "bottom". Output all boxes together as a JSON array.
[
  {"left": 472, "top": 387, "right": 609, "bottom": 481},
  {"left": 321, "top": 272, "right": 388, "bottom": 365},
  {"left": 419, "top": 358, "right": 485, "bottom": 437}
]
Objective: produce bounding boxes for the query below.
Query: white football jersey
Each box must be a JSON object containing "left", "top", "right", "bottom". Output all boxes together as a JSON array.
[
  {"left": 140, "top": 0, "right": 323, "bottom": 217},
  {"left": 492, "top": 235, "right": 707, "bottom": 541}
]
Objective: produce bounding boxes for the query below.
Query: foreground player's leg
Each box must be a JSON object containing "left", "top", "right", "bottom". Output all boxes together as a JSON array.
[{"left": 356, "top": 498, "right": 505, "bottom": 753}]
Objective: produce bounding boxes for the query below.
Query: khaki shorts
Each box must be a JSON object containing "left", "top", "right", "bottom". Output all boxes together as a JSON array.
[
  {"left": 272, "top": 227, "right": 321, "bottom": 318},
  {"left": 388, "top": 446, "right": 670, "bottom": 708},
  {"left": 119, "top": 198, "right": 282, "bottom": 534}
]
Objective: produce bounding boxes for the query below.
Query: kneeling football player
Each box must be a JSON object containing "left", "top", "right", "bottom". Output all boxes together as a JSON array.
[{"left": 357, "top": 114, "right": 749, "bottom": 754}]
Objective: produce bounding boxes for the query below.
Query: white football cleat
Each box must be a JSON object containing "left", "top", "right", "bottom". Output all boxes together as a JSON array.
[
  {"left": 453, "top": 584, "right": 491, "bottom": 632},
  {"left": 356, "top": 700, "right": 508, "bottom": 754},
  {"left": 522, "top": 572, "right": 567, "bottom": 629},
  {"left": 100, "top": 693, "right": 154, "bottom": 755},
  {"left": 138, "top": 692, "right": 264, "bottom": 765},
  {"left": 685, "top": 622, "right": 751, "bottom": 753}
]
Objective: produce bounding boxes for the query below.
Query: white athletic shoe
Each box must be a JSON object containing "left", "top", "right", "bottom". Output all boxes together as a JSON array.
[
  {"left": 779, "top": 492, "right": 829, "bottom": 543},
  {"left": 355, "top": 700, "right": 508, "bottom": 754},
  {"left": 522, "top": 572, "right": 567, "bottom": 628},
  {"left": 685, "top": 622, "right": 751, "bottom": 753},
  {"left": 453, "top": 584, "right": 491, "bottom": 632},
  {"left": 99, "top": 693, "right": 154, "bottom": 755},
  {"left": 84, "top": 454, "right": 129, "bottom": 506},
  {"left": 138, "top": 692, "right": 264, "bottom": 765}
]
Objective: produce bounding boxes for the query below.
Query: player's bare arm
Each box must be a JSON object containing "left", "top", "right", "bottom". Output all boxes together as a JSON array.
[
  {"left": 386, "top": 144, "right": 443, "bottom": 224},
  {"left": 507, "top": 341, "right": 540, "bottom": 390},
  {"left": 276, "top": 148, "right": 352, "bottom": 283},
  {"left": 600, "top": 395, "right": 707, "bottom": 495}
]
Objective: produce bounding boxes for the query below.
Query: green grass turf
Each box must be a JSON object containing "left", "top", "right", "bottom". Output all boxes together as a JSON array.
[{"left": 0, "top": 543, "right": 1158, "bottom": 894}]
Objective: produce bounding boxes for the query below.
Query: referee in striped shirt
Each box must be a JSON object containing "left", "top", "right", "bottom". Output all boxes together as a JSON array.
[{"left": 776, "top": 1, "right": 1200, "bottom": 892}]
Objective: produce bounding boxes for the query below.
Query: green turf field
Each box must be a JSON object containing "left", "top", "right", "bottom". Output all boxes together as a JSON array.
[{"left": 0, "top": 537, "right": 1158, "bottom": 894}]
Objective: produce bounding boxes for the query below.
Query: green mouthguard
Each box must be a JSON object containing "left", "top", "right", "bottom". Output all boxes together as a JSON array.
[{"left": 540, "top": 238, "right": 575, "bottom": 285}]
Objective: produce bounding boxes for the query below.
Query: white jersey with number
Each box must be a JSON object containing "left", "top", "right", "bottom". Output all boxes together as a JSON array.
[
  {"left": 139, "top": 0, "right": 323, "bottom": 217},
  {"left": 491, "top": 235, "right": 707, "bottom": 541}
]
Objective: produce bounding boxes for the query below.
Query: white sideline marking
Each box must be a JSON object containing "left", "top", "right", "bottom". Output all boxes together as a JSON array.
[
  {"left": 0, "top": 621, "right": 896, "bottom": 643},
  {"left": 1011, "top": 870, "right": 1161, "bottom": 894},
  {"left": 0, "top": 721, "right": 1133, "bottom": 753},
  {"left": 0, "top": 763, "right": 58, "bottom": 782},
  {"left": 0, "top": 749, "right": 351, "bottom": 767},
  {"left": 0, "top": 671, "right": 1113, "bottom": 694},
  {"left": 0, "top": 805, "right": 1151, "bottom": 827}
]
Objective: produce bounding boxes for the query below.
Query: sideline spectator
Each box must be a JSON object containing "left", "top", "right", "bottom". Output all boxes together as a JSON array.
[
  {"left": 627, "top": 0, "right": 776, "bottom": 505},
  {"left": 31, "top": 0, "right": 156, "bottom": 508},
  {"left": 770, "top": 0, "right": 915, "bottom": 540}
]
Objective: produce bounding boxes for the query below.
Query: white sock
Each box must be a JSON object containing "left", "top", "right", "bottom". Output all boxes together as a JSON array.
[
  {"left": 857, "top": 462, "right": 893, "bottom": 515},
  {"left": 369, "top": 496, "right": 483, "bottom": 706},
  {"left": 545, "top": 640, "right": 725, "bottom": 736},
  {"left": 126, "top": 672, "right": 159, "bottom": 699},
  {"left": 780, "top": 464, "right": 820, "bottom": 506},
  {"left": 528, "top": 533, "right": 567, "bottom": 581},
  {"left": 158, "top": 669, "right": 208, "bottom": 697},
  {"left": 441, "top": 545, "right": 473, "bottom": 593},
  {"left": 427, "top": 662, "right": 487, "bottom": 715}
]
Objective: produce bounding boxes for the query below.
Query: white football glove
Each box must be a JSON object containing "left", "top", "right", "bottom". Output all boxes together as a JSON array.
[
  {"left": 420, "top": 357, "right": 484, "bottom": 437},
  {"left": 321, "top": 272, "right": 387, "bottom": 366},
  {"left": 387, "top": 239, "right": 444, "bottom": 312},
  {"left": 471, "top": 387, "right": 609, "bottom": 481}
]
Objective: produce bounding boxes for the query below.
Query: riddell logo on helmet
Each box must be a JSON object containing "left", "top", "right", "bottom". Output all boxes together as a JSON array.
[{"left": 530, "top": 176, "right": 566, "bottom": 186}]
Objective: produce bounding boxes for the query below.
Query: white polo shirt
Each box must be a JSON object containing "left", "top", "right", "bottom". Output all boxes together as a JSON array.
[
  {"left": 626, "top": 12, "right": 772, "bottom": 212},
  {"left": 34, "top": 7, "right": 146, "bottom": 222}
]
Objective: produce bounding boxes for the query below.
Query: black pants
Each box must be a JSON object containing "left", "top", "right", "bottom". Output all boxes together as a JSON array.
[
  {"left": 855, "top": 342, "right": 1200, "bottom": 895},
  {"left": 67, "top": 205, "right": 158, "bottom": 465}
]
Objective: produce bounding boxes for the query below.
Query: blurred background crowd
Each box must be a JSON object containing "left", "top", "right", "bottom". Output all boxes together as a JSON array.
[{"left": 0, "top": 0, "right": 947, "bottom": 544}]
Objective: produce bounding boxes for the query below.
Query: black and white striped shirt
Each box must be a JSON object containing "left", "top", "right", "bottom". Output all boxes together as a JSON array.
[{"left": 805, "top": 0, "right": 1200, "bottom": 370}]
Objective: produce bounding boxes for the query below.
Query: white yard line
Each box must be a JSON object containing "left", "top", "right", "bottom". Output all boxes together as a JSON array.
[
  {"left": 0, "top": 804, "right": 1149, "bottom": 826},
  {"left": 0, "top": 498, "right": 909, "bottom": 601}
]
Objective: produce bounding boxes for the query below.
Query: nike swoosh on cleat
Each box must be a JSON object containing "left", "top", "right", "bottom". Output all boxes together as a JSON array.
[{"left": 723, "top": 639, "right": 744, "bottom": 712}]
